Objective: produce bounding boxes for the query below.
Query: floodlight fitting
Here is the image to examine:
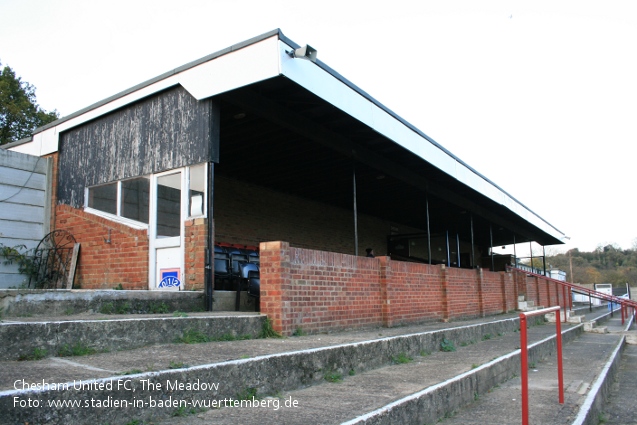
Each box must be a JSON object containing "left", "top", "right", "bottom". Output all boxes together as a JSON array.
[{"left": 286, "top": 44, "right": 317, "bottom": 63}]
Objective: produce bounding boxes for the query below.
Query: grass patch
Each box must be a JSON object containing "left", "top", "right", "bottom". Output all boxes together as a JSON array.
[
  {"left": 260, "top": 317, "right": 282, "bottom": 339},
  {"left": 58, "top": 342, "right": 97, "bottom": 357},
  {"left": 172, "top": 405, "right": 203, "bottom": 417},
  {"left": 482, "top": 333, "right": 492, "bottom": 341},
  {"left": 149, "top": 302, "right": 170, "bottom": 314},
  {"left": 440, "top": 338, "right": 456, "bottom": 352},
  {"left": 324, "top": 371, "right": 343, "bottom": 383},
  {"left": 172, "top": 311, "right": 188, "bottom": 318},
  {"left": 122, "top": 369, "right": 144, "bottom": 375},
  {"left": 175, "top": 329, "right": 251, "bottom": 344},
  {"left": 236, "top": 387, "right": 258, "bottom": 401},
  {"left": 392, "top": 352, "right": 413, "bottom": 364},
  {"left": 99, "top": 302, "right": 115, "bottom": 315},
  {"left": 292, "top": 327, "right": 307, "bottom": 337},
  {"left": 169, "top": 361, "right": 189, "bottom": 369},
  {"left": 349, "top": 369, "right": 356, "bottom": 376},
  {"left": 18, "top": 347, "right": 48, "bottom": 361},
  {"left": 420, "top": 349, "right": 432, "bottom": 357}
]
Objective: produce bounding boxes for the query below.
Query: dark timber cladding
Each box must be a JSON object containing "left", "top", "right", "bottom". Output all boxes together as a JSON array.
[{"left": 58, "top": 86, "right": 219, "bottom": 208}]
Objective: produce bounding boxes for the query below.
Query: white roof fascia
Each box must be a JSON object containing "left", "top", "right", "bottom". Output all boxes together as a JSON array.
[
  {"left": 178, "top": 36, "right": 280, "bottom": 100},
  {"left": 9, "top": 35, "right": 281, "bottom": 158},
  {"left": 278, "top": 39, "right": 564, "bottom": 242}
]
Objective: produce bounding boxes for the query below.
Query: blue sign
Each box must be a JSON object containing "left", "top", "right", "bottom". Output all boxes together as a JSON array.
[{"left": 158, "top": 269, "right": 181, "bottom": 288}]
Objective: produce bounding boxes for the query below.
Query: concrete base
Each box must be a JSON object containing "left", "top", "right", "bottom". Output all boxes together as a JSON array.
[
  {"left": 545, "top": 310, "right": 572, "bottom": 322},
  {"left": 0, "top": 289, "right": 205, "bottom": 317}
]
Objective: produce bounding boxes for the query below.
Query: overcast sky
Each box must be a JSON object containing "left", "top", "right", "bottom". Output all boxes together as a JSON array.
[{"left": 2, "top": 0, "right": 636, "bottom": 254}]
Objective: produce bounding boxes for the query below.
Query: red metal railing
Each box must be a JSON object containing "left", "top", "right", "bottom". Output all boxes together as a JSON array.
[
  {"left": 507, "top": 267, "right": 637, "bottom": 312},
  {"left": 519, "top": 306, "right": 564, "bottom": 425}
]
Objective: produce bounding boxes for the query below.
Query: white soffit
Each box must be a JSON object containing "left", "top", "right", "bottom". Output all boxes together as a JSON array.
[{"left": 278, "top": 39, "right": 563, "bottom": 240}]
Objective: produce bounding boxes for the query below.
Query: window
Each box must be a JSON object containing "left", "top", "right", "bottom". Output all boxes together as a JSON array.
[
  {"left": 121, "top": 177, "right": 150, "bottom": 224},
  {"left": 156, "top": 173, "right": 181, "bottom": 238},
  {"left": 88, "top": 183, "right": 117, "bottom": 214},
  {"left": 85, "top": 165, "right": 206, "bottom": 228},
  {"left": 188, "top": 164, "right": 206, "bottom": 217}
]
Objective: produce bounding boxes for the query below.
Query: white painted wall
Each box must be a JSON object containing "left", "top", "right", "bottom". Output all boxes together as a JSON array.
[{"left": 0, "top": 149, "right": 51, "bottom": 288}]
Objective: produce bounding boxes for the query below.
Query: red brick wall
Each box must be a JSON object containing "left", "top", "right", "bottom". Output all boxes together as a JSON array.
[
  {"left": 55, "top": 204, "right": 149, "bottom": 289},
  {"left": 380, "top": 258, "right": 445, "bottom": 326},
  {"left": 54, "top": 206, "right": 208, "bottom": 290},
  {"left": 184, "top": 218, "right": 208, "bottom": 290},
  {"left": 260, "top": 241, "right": 383, "bottom": 335},
  {"left": 261, "top": 241, "right": 523, "bottom": 335},
  {"left": 446, "top": 267, "right": 481, "bottom": 320}
]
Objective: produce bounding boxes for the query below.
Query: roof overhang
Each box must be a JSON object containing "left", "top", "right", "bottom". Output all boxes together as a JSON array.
[{"left": 5, "top": 29, "right": 566, "bottom": 246}]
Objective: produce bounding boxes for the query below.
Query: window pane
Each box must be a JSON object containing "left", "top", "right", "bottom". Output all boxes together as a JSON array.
[
  {"left": 189, "top": 164, "right": 206, "bottom": 217},
  {"left": 156, "top": 173, "right": 181, "bottom": 237},
  {"left": 88, "top": 183, "right": 117, "bottom": 214},
  {"left": 122, "top": 177, "right": 150, "bottom": 224}
]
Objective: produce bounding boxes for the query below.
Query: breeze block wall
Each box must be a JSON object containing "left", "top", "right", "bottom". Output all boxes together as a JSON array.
[{"left": 260, "top": 241, "right": 528, "bottom": 336}]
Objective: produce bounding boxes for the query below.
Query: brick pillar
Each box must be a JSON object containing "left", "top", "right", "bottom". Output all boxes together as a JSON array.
[
  {"left": 500, "top": 271, "right": 508, "bottom": 313},
  {"left": 512, "top": 271, "right": 519, "bottom": 310},
  {"left": 477, "top": 268, "right": 485, "bottom": 317},
  {"left": 440, "top": 265, "right": 450, "bottom": 321},
  {"left": 515, "top": 269, "right": 526, "bottom": 300},
  {"left": 259, "top": 241, "right": 292, "bottom": 335},
  {"left": 379, "top": 256, "right": 392, "bottom": 327}
]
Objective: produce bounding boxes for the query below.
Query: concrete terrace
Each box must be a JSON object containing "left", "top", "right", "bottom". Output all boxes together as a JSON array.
[{"left": 1, "top": 297, "right": 635, "bottom": 425}]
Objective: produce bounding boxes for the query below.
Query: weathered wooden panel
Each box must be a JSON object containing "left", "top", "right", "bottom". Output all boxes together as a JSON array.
[{"left": 58, "top": 86, "right": 220, "bottom": 208}]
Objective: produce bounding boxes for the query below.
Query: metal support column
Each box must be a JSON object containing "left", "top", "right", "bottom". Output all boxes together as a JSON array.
[
  {"left": 490, "top": 223, "right": 494, "bottom": 271},
  {"left": 426, "top": 195, "right": 431, "bottom": 265},
  {"left": 456, "top": 233, "right": 461, "bottom": 267},
  {"left": 353, "top": 165, "right": 359, "bottom": 256},
  {"left": 205, "top": 162, "right": 215, "bottom": 312},
  {"left": 470, "top": 213, "right": 475, "bottom": 268}
]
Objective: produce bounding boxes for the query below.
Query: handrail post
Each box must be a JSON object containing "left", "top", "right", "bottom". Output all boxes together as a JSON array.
[
  {"left": 562, "top": 286, "right": 567, "bottom": 321},
  {"left": 520, "top": 315, "right": 529, "bottom": 425},
  {"left": 556, "top": 312, "right": 564, "bottom": 404},
  {"left": 621, "top": 303, "right": 625, "bottom": 325},
  {"left": 519, "top": 306, "right": 563, "bottom": 425}
]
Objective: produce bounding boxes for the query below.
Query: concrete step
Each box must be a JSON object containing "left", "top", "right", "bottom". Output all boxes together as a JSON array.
[
  {"left": 429, "top": 331, "right": 624, "bottom": 425},
  {"left": 600, "top": 343, "right": 637, "bottom": 424},
  {"left": 1, "top": 289, "right": 259, "bottom": 318},
  {"left": 0, "top": 314, "right": 533, "bottom": 424},
  {"left": 0, "top": 312, "right": 265, "bottom": 361},
  {"left": 1, "top": 309, "right": 618, "bottom": 425}
]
